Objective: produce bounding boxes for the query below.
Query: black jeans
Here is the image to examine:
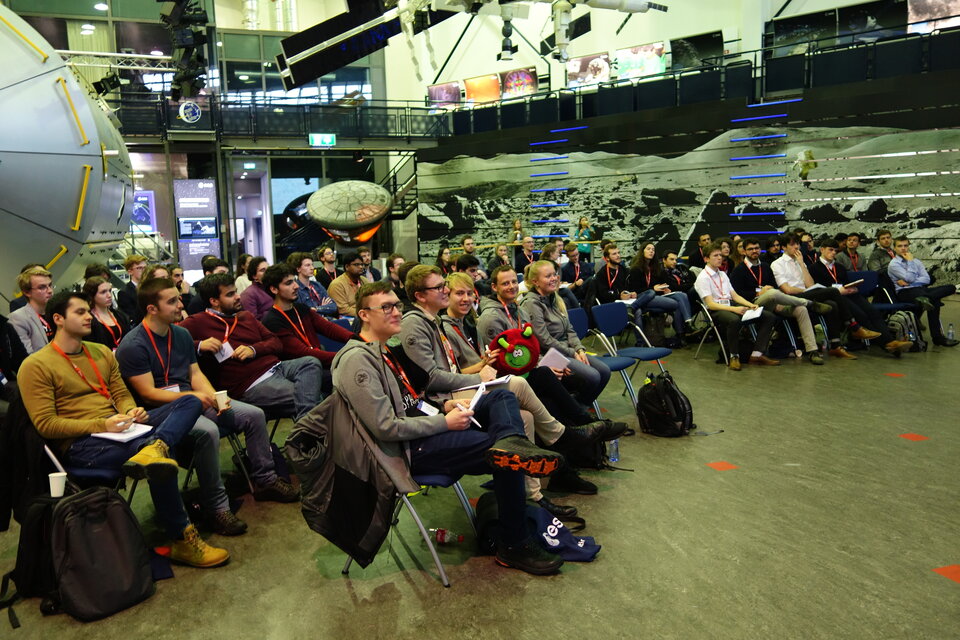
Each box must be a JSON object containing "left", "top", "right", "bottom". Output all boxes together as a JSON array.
[
  {"left": 797, "top": 287, "right": 851, "bottom": 342},
  {"left": 712, "top": 306, "right": 776, "bottom": 357},
  {"left": 525, "top": 367, "right": 594, "bottom": 427},
  {"left": 898, "top": 285, "right": 957, "bottom": 340}
]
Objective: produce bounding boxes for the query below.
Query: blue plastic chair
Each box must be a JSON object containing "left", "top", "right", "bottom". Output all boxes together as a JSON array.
[
  {"left": 342, "top": 473, "right": 476, "bottom": 588},
  {"left": 849, "top": 270, "right": 915, "bottom": 314}
]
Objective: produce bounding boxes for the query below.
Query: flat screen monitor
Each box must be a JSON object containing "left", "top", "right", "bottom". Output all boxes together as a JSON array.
[
  {"left": 669, "top": 31, "right": 724, "bottom": 70},
  {"left": 614, "top": 42, "right": 667, "bottom": 79},
  {"left": 427, "top": 81, "right": 461, "bottom": 107},
  {"left": 566, "top": 52, "right": 611, "bottom": 87},
  {"left": 908, "top": 0, "right": 960, "bottom": 33},
  {"left": 463, "top": 74, "right": 501, "bottom": 104},
  {"left": 773, "top": 11, "right": 838, "bottom": 55},
  {"left": 178, "top": 216, "right": 218, "bottom": 239},
  {"left": 839, "top": 0, "right": 909, "bottom": 41},
  {"left": 499, "top": 67, "right": 538, "bottom": 98}
]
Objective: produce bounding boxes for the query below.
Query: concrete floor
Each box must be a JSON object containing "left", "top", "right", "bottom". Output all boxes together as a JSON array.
[{"left": 2, "top": 299, "right": 959, "bottom": 639}]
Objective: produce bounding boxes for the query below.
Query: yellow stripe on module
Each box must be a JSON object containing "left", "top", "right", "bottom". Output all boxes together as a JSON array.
[
  {"left": 56, "top": 76, "right": 90, "bottom": 146},
  {"left": 72, "top": 164, "right": 93, "bottom": 231},
  {"left": 0, "top": 15, "right": 49, "bottom": 62}
]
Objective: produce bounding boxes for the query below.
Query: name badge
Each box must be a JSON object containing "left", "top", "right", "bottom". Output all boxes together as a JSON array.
[
  {"left": 755, "top": 287, "right": 763, "bottom": 295},
  {"left": 832, "top": 283, "right": 844, "bottom": 289},
  {"left": 215, "top": 341, "right": 235, "bottom": 363},
  {"left": 161, "top": 384, "right": 179, "bottom": 393},
  {"left": 417, "top": 400, "right": 439, "bottom": 416},
  {"left": 717, "top": 299, "right": 731, "bottom": 306},
  {"left": 0, "top": 372, "right": 7, "bottom": 387}
]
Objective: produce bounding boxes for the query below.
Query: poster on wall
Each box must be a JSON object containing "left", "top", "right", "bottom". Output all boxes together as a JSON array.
[
  {"left": 463, "top": 74, "right": 501, "bottom": 104},
  {"left": 566, "top": 53, "right": 611, "bottom": 87},
  {"left": 427, "top": 81, "right": 461, "bottom": 107},
  {"left": 669, "top": 31, "right": 724, "bottom": 70},
  {"left": 773, "top": 11, "right": 838, "bottom": 55},
  {"left": 131, "top": 190, "right": 156, "bottom": 232},
  {"left": 908, "top": 0, "right": 960, "bottom": 32},
  {"left": 173, "top": 179, "right": 220, "bottom": 272},
  {"left": 614, "top": 42, "right": 667, "bottom": 79},
  {"left": 499, "top": 67, "right": 538, "bottom": 98},
  {"left": 838, "top": 0, "right": 908, "bottom": 41}
]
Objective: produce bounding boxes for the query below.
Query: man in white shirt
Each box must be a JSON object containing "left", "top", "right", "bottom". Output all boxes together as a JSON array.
[
  {"left": 771, "top": 233, "right": 878, "bottom": 359},
  {"left": 694, "top": 243, "right": 779, "bottom": 371}
]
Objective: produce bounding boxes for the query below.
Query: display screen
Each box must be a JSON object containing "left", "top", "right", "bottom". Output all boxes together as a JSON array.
[
  {"left": 499, "top": 67, "right": 538, "bottom": 98},
  {"left": 566, "top": 53, "right": 611, "bottom": 87},
  {"left": 131, "top": 191, "right": 156, "bottom": 233},
  {"left": 427, "top": 81, "right": 461, "bottom": 107},
  {"left": 839, "top": 0, "right": 909, "bottom": 41},
  {"left": 669, "top": 31, "right": 724, "bottom": 70},
  {"left": 773, "top": 11, "right": 838, "bottom": 54},
  {"left": 908, "top": 0, "right": 960, "bottom": 33},
  {"left": 178, "top": 217, "right": 218, "bottom": 239},
  {"left": 614, "top": 42, "right": 667, "bottom": 79},
  {"left": 463, "top": 74, "right": 501, "bottom": 103}
]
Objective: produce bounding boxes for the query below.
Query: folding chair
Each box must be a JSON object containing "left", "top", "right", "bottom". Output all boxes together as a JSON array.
[
  {"left": 342, "top": 474, "right": 477, "bottom": 588},
  {"left": 181, "top": 428, "right": 255, "bottom": 495},
  {"left": 693, "top": 299, "right": 730, "bottom": 365}
]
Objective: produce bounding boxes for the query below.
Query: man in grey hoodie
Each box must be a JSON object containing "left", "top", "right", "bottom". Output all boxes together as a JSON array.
[{"left": 332, "top": 280, "right": 564, "bottom": 575}]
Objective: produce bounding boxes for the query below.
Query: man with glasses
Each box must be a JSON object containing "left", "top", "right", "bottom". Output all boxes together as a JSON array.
[
  {"left": 9, "top": 266, "right": 54, "bottom": 354},
  {"left": 117, "top": 254, "right": 148, "bottom": 321},
  {"left": 327, "top": 251, "right": 366, "bottom": 317}
]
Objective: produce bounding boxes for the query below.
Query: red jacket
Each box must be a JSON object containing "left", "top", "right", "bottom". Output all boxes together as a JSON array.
[
  {"left": 180, "top": 310, "right": 282, "bottom": 397},
  {"left": 261, "top": 303, "right": 355, "bottom": 365}
]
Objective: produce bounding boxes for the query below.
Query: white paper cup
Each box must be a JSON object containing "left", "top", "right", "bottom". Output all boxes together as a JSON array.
[
  {"left": 215, "top": 390, "right": 230, "bottom": 411},
  {"left": 48, "top": 472, "right": 67, "bottom": 498}
]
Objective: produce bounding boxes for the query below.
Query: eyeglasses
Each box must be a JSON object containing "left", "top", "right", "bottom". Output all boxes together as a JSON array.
[
  {"left": 347, "top": 262, "right": 364, "bottom": 268},
  {"left": 422, "top": 284, "right": 447, "bottom": 292},
  {"left": 362, "top": 302, "right": 403, "bottom": 314},
  {"left": 31, "top": 284, "right": 54, "bottom": 292}
]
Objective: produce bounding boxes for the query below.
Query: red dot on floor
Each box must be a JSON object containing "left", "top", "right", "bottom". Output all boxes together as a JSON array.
[
  {"left": 884, "top": 373, "right": 906, "bottom": 378},
  {"left": 933, "top": 565, "right": 960, "bottom": 583},
  {"left": 706, "top": 461, "right": 739, "bottom": 471},
  {"left": 899, "top": 433, "right": 930, "bottom": 441}
]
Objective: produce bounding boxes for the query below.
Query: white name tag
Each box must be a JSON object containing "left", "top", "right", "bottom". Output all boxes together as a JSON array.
[
  {"left": 717, "top": 299, "right": 731, "bottom": 306},
  {"left": 215, "top": 341, "right": 235, "bottom": 363},
  {"left": 755, "top": 287, "right": 763, "bottom": 295},
  {"left": 417, "top": 400, "right": 439, "bottom": 416},
  {"left": 161, "top": 384, "right": 179, "bottom": 393},
  {"left": 832, "top": 283, "right": 844, "bottom": 289}
]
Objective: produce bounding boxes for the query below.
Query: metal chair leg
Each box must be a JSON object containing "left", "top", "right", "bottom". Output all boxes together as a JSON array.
[
  {"left": 342, "top": 556, "right": 353, "bottom": 575},
  {"left": 227, "top": 434, "right": 256, "bottom": 494},
  {"left": 619, "top": 370, "right": 639, "bottom": 408},
  {"left": 452, "top": 481, "right": 477, "bottom": 534},
  {"left": 402, "top": 495, "right": 451, "bottom": 588}
]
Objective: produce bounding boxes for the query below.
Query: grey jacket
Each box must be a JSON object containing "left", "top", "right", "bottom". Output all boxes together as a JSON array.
[
  {"left": 8, "top": 305, "right": 49, "bottom": 355},
  {"left": 518, "top": 290, "right": 583, "bottom": 358},
  {"left": 440, "top": 315, "right": 482, "bottom": 369},
  {"left": 476, "top": 296, "right": 531, "bottom": 346},
  {"left": 399, "top": 306, "right": 478, "bottom": 402},
  {"left": 867, "top": 246, "right": 896, "bottom": 273},
  {"left": 835, "top": 248, "right": 867, "bottom": 272}
]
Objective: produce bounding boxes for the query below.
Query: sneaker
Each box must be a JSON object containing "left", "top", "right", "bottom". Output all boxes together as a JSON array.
[
  {"left": 728, "top": 356, "right": 741, "bottom": 371},
  {"left": 805, "top": 351, "right": 825, "bottom": 365},
  {"left": 808, "top": 301, "right": 833, "bottom": 315},
  {"left": 123, "top": 440, "right": 179, "bottom": 481},
  {"left": 496, "top": 538, "right": 564, "bottom": 575},
  {"left": 208, "top": 509, "right": 248, "bottom": 536},
  {"left": 170, "top": 524, "right": 230, "bottom": 568},
  {"left": 933, "top": 337, "right": 960, "bottom": 347},
  {"left": 546, "top": 467, "right": 598, "bottom": 495},
  {"left": 569, "top": 420, "right": 627, "bottom": 443},
  {"left": 253, "top": 477, "right": 299, "bottom": 503},
  {"left": 883, "top": 340, "right": 913, "bottom": 357},
  {"left": 828, "top": 346, "right": 857, "bottom": 359},
  {"left": 851, "top": 326, "right": 882, "bottom": 341},
  {"left": 533, "top": 497, "right": 577, "bottom": 518},
  {"left": 485, "top": 436, "right": 563, "bottom": 478}
]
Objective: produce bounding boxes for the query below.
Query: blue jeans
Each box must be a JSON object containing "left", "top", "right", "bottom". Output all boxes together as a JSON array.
[
  {"left": 563, "top": 354, "right": 611, "bottom": 405},
  {"left": 241, "top": 356, "right": 324, "bottom": 421},
  {"left": 68, "top": 395, "right": 202, "bottom": 540},
  {"left": 409, "top": 388, "right": 527, "bottom": 545}
]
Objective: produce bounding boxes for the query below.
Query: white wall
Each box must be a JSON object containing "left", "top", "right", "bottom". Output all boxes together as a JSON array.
[{"left": 212, "top": 0, "right": 347, "bottom": 31}]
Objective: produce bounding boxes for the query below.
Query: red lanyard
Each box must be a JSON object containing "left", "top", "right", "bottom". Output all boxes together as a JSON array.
[
  {"left": 708, "top": 270, "right": 728, "bottom": 300},
  {"left": 573, "top": 263, "right": 580, "bottom": 281},
  {"left": 885, "top": 248, "right": 895, "bottom": 258},
  {"left": 718, "top": 259, "right": 729, "bottom": 273},
  {"left": 606, "top": 264, "right": 619, "bottom": 289},
  {"left": 745, "top": 260, "right": 763, "bottom": 287},
  {"left": 36, "top": 311, "right": 53, "bottom": 339},
  {"left": 143, "top": 325, "right": 172, "bottom": 386},
  {"left": 204, "top": 311, "right": 238, "bottom": 342},
  {"left": 644, "top": 270, "right": 652, "bottom": 288},
  {"left": 825, "top": 262, "right": 839, "bottom": 283},
  {"left": 272, "top": 305, "right": 311, "bottom": 346},
  {"left": 96, "top": 309, "right": 123, "bottom": 348},
  {"left": 437, "top": 328, "right": 458, "bottom": 371},
  {"left": 848, "top": 252, "right": 860, "bottom": 270},
  {"left": 382, "top": 347, "right": 418, "bottom": 398},
  {"left": 304, "top": 281, "right": 321, "bottom": 303},
  {"left": 451, "top": 323, "right": 480, "bottom": 356},
  {"left": 524, "top": 252, "right": 534, "bottom": 264},
  {"left": 51, "top": 342, "right": 111, "bottom": 401},
  {"left": 501, "top": 300, "right": 522, "bottom": 330}
]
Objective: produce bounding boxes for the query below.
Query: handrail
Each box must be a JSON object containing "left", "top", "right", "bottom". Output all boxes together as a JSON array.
[
  {"left": 56, "top": 76, "right": 90, "bottom": 146},
  {"left": 0, "top": 14, "right": 49, "bottom": 62},
  {"left": 71, "top": 164, "right": 92, "bottom": 231}
]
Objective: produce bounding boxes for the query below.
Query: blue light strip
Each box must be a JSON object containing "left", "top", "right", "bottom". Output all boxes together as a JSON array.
[
  {"left": 532, "top": 235, "right": 569, "bottom": 238},
  {"left": 746, "top": 98, "right": 803, "bottom": 108},
  {"left": 530, "top": 203, "right": 570, "bottom": 208},
  {"left": 729, "top": 154, "right": 786, "bottom": 161},
  {"left": 530, "top": 139, "right": 569, "bottom": 146},
  {"left": 530, "top": 155, "right": 569, "bottom": 162},
  {"left": 730, "top": 192, "right": 787, "bottom": 198},
  {"left": 530, "top": 187, "right": 569, "bottom": 192},
  {"left": 729, "top": 173, "right": 788, "bottom": 180},
  {"left": 530, "top": 171, "right": 569, "bottom": 177},
  {"left": 730, "top": 113, "right": 788, "bottom": 123},
  {"left": 531, "top": 219, "right": 570, "bottom": 223},
  {"left": 728, "top": 211, "right": 786, "bottom": 216},
  {"left": 731, "top": 230, "right": 783, "bottom": 234},
  {"left": 550, "top": 126, "right": 588, "bottom": 132},
  {"left": 730, "top": 134, "right": 789, "bottom": 142}
]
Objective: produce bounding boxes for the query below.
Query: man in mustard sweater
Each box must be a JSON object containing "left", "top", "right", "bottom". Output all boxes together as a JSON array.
[{"left": 19, "top": 290, "right": 229, "bottom": 568}]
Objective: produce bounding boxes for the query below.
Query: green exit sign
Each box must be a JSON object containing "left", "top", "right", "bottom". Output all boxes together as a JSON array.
[{"left": 308, "top": 133, "right": 336, "bottom": 147}]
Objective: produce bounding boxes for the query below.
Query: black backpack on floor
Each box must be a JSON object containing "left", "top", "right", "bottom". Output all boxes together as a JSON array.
[
  {"left": 636, "top": 372, "right": 696, "bottom": 437},
  {"left": 0, "top": 495, "right": 60, "bottom": 628}
]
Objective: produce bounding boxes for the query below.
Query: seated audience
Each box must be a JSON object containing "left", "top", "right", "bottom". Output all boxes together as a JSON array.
[
  {"left": 20, "top": 291, "right": 228, "bottom": 567},
  {"left": 627, "top": 242, "right": 694, "bottom": 339},
  {"left": 460, "top": 235, "right": 486, "bottom": 278},
  {"left": 327, "top": 251, "right": 366, "bottom": 317},
  {"left": 435, "top": 246, "right": 453, "bottom": 276},
  {"left": 233, "top": 253, "right": 253, "bottom": 295},
  {"left": 287, "top": 251, "right": 337, "bottom": 316},
  {"left": 186, "top": 259, "right": 231, "bottom": 316},
  {"left": 487, "top": 244, "right": 511, "bottom": 274},
  {"left": 455, "top": 254, "right": 492, "bottom": 297},
  {"left": 835, "top": 232, "right": 867, "bottom": 271},
  {"left": 799, "top": 232, "right": 818, "bottom": 268},
  {"left": 694, "top": 243, "right": 780, "bottom": 371},
  {"left": 171, "top": 265, "right": 193, "bottom": 314},
  {"left": 594, "top": 243, "right": 634, "bottom": 305},
  {"left": 383, "top": 253, "right": 406, "bottom": 289},
  {"left": 867, "top": 229, "right": 897, "bottom": 273},
  {"left": 560, "top": 242, "right": 594, "bottom": 302},
  {"left": 715, "top": 237, "right": 735, "bottom": 273},
  {"left": 82, "top": 276, "right": 131, "bottom": 351},
  {"left": 0, "top": 312, "right": 28, "bottom": 421},
  {"left": 9, "top": 266, "right": 54, "bottom": 354},
  {"left": 315, "top": 246, "right": 341, "bottom": 290},
  {"left": 888, "top": 236, "right": 958, "bottom": 347},
  {"left": 395, "top": 261, "right": 419, "bottom": 308},
  {"left": 330, "top": 280, "right": 564, "bottom": 575},
  {"left": 592, "top": 238, "right": 613, "bottom": 273},
  {"left": 358, "top": 246, "right": 382, "bottom": 282},
  {"left": 117, "top": 254, "right": 147, "bottom": 320},
  {"left": 181, "top": 274, "right": 326, "bottom": 419},
  {"left": 239, "top": 256, "right": 273, "bottom": 321},
  {"left": 761, "top": 237, "right": 782, "bottom": 265},
  {"left": 685, "top": 232, "right": 712, "bottom": 269},
  {"left": 515, "top": 236, "right": 537, "bottom": 274},
  {"left": 83, "top": 262, "right": 112, "bottom": 281}
]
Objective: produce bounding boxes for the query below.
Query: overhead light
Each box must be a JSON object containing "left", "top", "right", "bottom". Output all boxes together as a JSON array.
[
  {"left": 149, "top": 49, "right": 164, "bottom": 56},
  {"left": 263, "top": 62, "right": 270, "bottom": 67},
  {"left": 238, "top": 75, "right": 249, "bottom": 80},
  {"left": 216, "top": 41, "right": 223, "bottom": 47},
  {"left": 237, "top": 195, "right": 242, "bottom": 200},
  {"left": 81, "top": 23, "right": 95, "bottom": 30},
  {"left": 353, "top": 150, "right": 365, "bottom": 163},
  {"left": 94, "top": 3, "right": 108, "bottom": 10},
  {"left": 80, "top": 29, "right": 94, "bottom": 36},
  {"left": 240, "top": 175, "right": 246, "bottom": 179},
  {"left": 243, "top": 162, "right": 256, "bottom": 169}
]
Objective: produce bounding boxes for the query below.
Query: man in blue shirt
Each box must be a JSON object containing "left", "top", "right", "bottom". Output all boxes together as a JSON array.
[
  {"left": 287, "top": 252, "right": 337, "bottom": 316},
  {"left": 888, "top": 236, "right": 958, "bottom": 347}
]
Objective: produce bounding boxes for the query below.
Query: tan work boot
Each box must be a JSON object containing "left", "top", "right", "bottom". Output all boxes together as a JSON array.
[
  {"left": 123, "top": 439, "right": 179, "bottom": 481},
  {"left": 728, "top": 356, "right": 741, "bottom": 371},
  {"left": 170, "top": 524, "right": 230, "bottom": 568}
]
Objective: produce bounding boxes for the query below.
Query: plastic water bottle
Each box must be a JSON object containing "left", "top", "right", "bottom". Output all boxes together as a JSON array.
[
  {"left": 606, "top": 439, "right": 620, "bottom": 463},
  {"left": 428, "top": 528, "right": 464, "bottom": 545},
  {"left": 948, "top": 324, "right": 956, "bottom": 341},
  {"left": 908, "top": 329, "right": 916, "bottom": 342},
  {"left": 821, "top": 338, "right": 829, "bottom": 355}
]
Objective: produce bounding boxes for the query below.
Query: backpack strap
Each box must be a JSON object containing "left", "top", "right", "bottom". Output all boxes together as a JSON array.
[{"left": 0, "top": 571, "right": 21, "bottom": 629}]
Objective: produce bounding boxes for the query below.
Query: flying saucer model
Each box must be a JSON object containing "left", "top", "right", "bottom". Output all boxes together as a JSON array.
[
  {"left": 306, "top": 180, "right": 392, "bottom": 245},
  {"left": 0, "top": 6, "right": 133, "bottom": 294}
]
